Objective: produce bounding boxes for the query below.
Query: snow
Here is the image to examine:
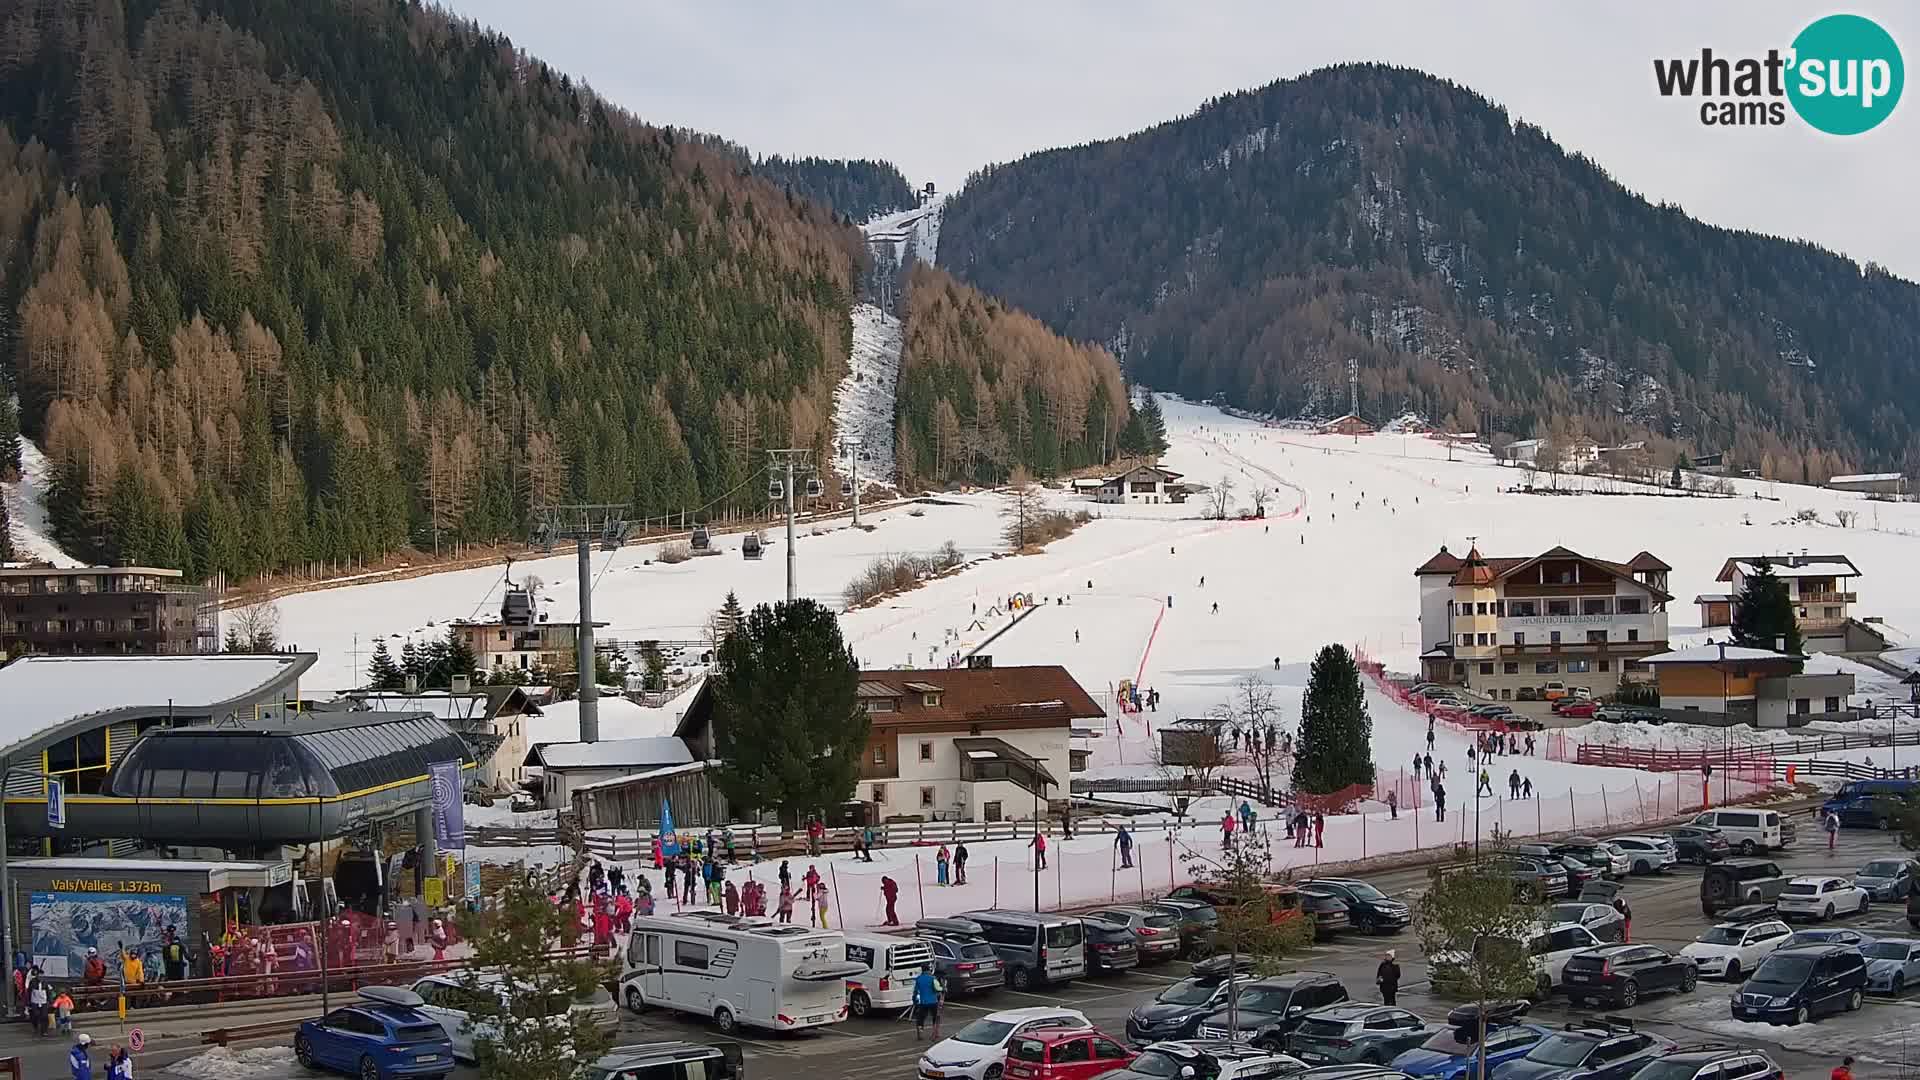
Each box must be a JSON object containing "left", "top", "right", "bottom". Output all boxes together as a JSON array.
[
  {"left": 2, "top": 434, "right": 82, "bottom": 567},
  {"left": 832, "top": 304, "right": 903, "bottom": 486},
  {"left": 862, "top": 195, "right": 944, "bottom": 266},
  {"left": 529, "top": 736, "right": 692, "bottom": 769},
  {"left": 166, "top": 1047, "right": 297, "bottom": 1080},
  {"left": 0, "top": 653, "right": 312, "bottom": 758}
]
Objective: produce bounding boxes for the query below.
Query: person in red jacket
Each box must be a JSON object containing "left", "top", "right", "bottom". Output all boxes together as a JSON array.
[
  {"left": 1833, "top": 1055, "right": 1855, "bottom": 1080},
  {"left": 881, "top": 877, "right": 901, "bottom": 926}
]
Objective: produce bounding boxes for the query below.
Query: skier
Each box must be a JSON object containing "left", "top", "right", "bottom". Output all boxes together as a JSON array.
[
  {"left": 1274, "top": 656, "right": 1281, "bottom": 670},
  {"left": 1115, "top": 824, "right": 1134, "bottom": 868},
  {"left": 1477, "top": 769, "right": 1492, "bottom": 797},
  {"left": 1211, "top": 602, "right": 1219, "bottom": 614},
  {"left": 1030, "top": 831, "right": 1048, "bottom": 869},
  {"left": 1434, "top": 783, "right": 1447, "bottom": 822},
  {"left": 1220, "top": 812, "right": 1236, "bottom": 849},
  {"left": 1387, "top": 789, "right": 1399, "bottom": 820},
  {"left": 1525, "top": 733, "right": 1536, "bottom": 756},
  {"left": 1313, "top": 812, "right": 1326, "bottom": 849},
  {"left": 881, "top": 876, "right": 901, "bottom": 926},
  {"left": 1521, "top": 776, "right": 1533, "bottom": 799},
  {"left": 1412, "top": 753, "right": 1422, "bottom": 776},
  {"left": 1508, "top": 769, "right": 1521, "bottom": 799}
]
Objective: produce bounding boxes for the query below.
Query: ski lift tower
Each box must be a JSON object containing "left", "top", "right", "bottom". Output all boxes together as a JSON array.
[
  {"left": 531, "top": 503, "right": 632, "bottom": 743},
  {"left": 766, "top": 449, "right": 814, "bottom": 603},
  {"left": 840, "top": 436, "right": 864, "bottom": 528}
]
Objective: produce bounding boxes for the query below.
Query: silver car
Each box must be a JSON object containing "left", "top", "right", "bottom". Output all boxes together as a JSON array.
[
  {"left": 1856, "top": 859, "right": 1916, "bottom": 901},
  {"left": 1863, "top": 938, "right": 1920, "bottom": 994},
  {"left": 1550, "top": 902, "right": 1626, "bottom": 943}
]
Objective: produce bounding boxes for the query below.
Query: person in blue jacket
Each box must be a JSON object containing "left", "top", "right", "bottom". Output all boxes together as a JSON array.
[
  {"left": 912, "top": 966, "right": 943, "bottom": 1042},
  {"left": 69, "top": 1032, "right": 93, "bottom": 1080}
]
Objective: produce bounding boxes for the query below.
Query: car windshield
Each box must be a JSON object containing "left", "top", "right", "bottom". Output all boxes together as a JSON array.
[
  {"left": 958, "top": 942, "right": 997, "bottom": 960},
  {"left": 1235, "top": 987, "right": 1292, "bottom": 1013},
  {"left": 951, "top": 1019, "right": 1016, "bottom": 1045},
  {"left": 1753, "top": 954, "right": 1817, "bottom": 983},
  {"left": 1297, "top": 1018, "right": 1355, "bottom": 1038},
  {"left": 1046, "top": 923, "right": 1084, "bottom": 948},
  {"left": 1523, "top": 1035, "right": 1597, "bottom": 1067},
  {"left": 1126, "top": 1051, "right": 1214, "bottom": 1079},
  {"left": 1781, "top": 883, "right": 1817, "bottom": 896},
  {"left": 1696, "top": 927, "right": 1744, "bottom": 945},
  {"left": 1420, "top": 1028, "right": 1479, "bottom": 1054},
  {"left": 1630, "top": 1063, "right": 1711, "bottom": 1080},
  {"left": 1863, "top": 861, "right": 1906, "bottom": 876},
  {"left": 1551, "top": 905, "right": 1589, "bottom": 922},
  {"left": 1864, "top": 942, "right": 1913, "bottom": 960},
  {"left": 1156, "top": 979, "right": 1219, "bottom": 1006},
  {"left": 1143, "top": 913, "right": 1181, "bottom": 929}
]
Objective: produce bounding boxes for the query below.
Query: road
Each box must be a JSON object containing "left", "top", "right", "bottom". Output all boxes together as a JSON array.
[{"left": 9, "top": 829, "right": 1917, "bottom": 1079}]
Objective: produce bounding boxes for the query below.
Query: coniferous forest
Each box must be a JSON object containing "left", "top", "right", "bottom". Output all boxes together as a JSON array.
[
  {"left": 941, "top": 64, "right": 1920, "bottom": 477},
  {"left": 0, "top": 0, "right": 1125, "bottom": 582}
]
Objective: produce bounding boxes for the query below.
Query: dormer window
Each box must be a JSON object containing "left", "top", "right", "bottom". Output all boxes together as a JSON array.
[{"left": 924, "top": 693, "right": 941, "bottom": 708}]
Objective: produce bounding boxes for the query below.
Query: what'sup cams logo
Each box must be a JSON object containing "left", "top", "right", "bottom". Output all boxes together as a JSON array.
[{"left": 1654, "top": 13, "right": 1903, "bottom": 134}]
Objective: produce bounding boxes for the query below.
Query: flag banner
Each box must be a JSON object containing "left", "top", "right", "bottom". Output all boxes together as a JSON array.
[
  {"left": 659, "top": 797, "right": 680, "bottom": 856},
  {"left": 430, "top": 759, "right": 465, "bottom": 851}
]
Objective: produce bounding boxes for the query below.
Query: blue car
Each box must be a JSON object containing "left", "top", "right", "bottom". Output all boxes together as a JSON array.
[
  {"left": 1391, "top": 1023, "right": 1550, "bottom": 1080},
  {"left": 295, "top": 987, "right": 455, "bottom": 1080}
]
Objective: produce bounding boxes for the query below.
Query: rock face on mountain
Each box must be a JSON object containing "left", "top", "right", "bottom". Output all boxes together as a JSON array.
[{"left": 941, "top": 63, "right": 1920, "bottom": 474}]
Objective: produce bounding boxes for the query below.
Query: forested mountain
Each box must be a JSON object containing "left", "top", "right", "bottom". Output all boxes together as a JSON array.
[
  {"left": 0, "top": 0, "right": 1116, "bottom": 584},
  {"left": 894, "top": 264, "right": 1127, "bottom": 488},
  {"left": 752, "top": 156, "right": 916, "bottom": 223},
  {"left": 942, "top": 63, "right": 1920, "bottom": 476}
]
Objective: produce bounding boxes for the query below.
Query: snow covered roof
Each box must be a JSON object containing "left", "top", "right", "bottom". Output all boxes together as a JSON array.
[
  {"left": 1693, "top": 594, "right": 1734, "bottom": 604},
  {"left": 573, "top": 760, "right": 711, "bottom": 793},
  {"left": 1717, "top": 555, "right": 1860, "bottom": 581},
  {"left": 1641, "top": 645, "right": 1804, "bottom": 665},
  {"left": 0, "top": 653, "right": 315, "bottom": 760},
  {"left": 1829, "top": 472, "right": 1904, "bottom": 484},
  {"left": 524, "top": 737, "right": 693, "bottom": 770}
]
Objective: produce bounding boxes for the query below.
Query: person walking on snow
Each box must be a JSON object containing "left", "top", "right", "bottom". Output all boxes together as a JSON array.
[
  {"left": 1294, "top": 810, "right": 1311, "bottom": 847},
  {"left": 1377, "top": 950, "right": 1402, "bottom": 1006},
  {"left": 936, "top": 845, "right": 951, "bottom": 885},
  {"left": 1411, "top": 753, "right": 1422, "bottom": 777},
  {"left": 1313, "top": 812, "right": 1326, "bottom": 848},
  {"left": 1826, "top": 810, "right": 1841, "bottom": 852},
  {"left": 1508, "top": 770, "right": 1521, "bottom": 799},
  {"left": 1220, "top": 812, "right": 1237, "bottom": 849},
  {"left": 881, "top": 877, "right": 901, "bottom": 926},
  {"left": 1116, "top": 824, "right": 1134, "bottom": 868},
  {"left": 1477, "top": 769, "right": 1492, "bottom": 797},
  {"left": 1238, "top": 801, "right": 1253, "bottom": 831},
  {"left": 1387, "top": 790, "right": 1398, "bottom": 820},
  {"left": 1434, "top": 783, "right": 1447, "bottom": 822},
  {"left": 1030, "top": 831, "right": 1048, "bottom": 869},
  {"left": 776, "top": 881, "right": 795, "bottom": 923},
  {"left": 954, "top": 842, "right": 969, "bottom": 884},
  {"left": 862, "top": 824, "right": 877, "bottom": 862}
]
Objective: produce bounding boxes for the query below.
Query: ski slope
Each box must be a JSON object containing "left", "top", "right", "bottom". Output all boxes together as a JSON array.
[
  {"left": 2, "top": 436, "right": 81, "bottom": 567},
  {"left": 830, "top": 304, "right": 903, "bottom": 486}
]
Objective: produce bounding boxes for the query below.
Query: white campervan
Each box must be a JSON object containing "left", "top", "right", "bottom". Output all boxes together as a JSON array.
[
  {"left": 620, "top": 912, "right": 865, "bottom": 1035},
  {"left": 838, "top": 933, "right": 935, "bottom": 1017}
]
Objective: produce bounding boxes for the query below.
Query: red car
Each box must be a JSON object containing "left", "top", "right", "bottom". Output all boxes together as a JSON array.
[
  {"left": 1004, "top": 1026, "right": 1137, "bottom": 1080},
  {"left": 1555, "top": 699, "right": 1599, "bottom": 718}
]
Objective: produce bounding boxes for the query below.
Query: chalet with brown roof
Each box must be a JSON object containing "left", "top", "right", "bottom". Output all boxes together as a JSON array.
[{"left": 1415, "top": 544, "right": 1672, "bottom": 700}]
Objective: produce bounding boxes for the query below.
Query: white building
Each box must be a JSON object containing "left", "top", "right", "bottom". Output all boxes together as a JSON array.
[
  {"left": 1710, "top": 553, "right": 1882, "bottom": 653},
  {"left": 1095, "top": 465, "right": 1183, "bottom": 505},
  {"left": 337, "top": 685, "right": 544, "bottom": 791},
  {"left": 524, "top": 736, "right": 696, "bottom": 809},
  {"left": 1825, "top": 473, "right": 1907, "bottom": 496}
]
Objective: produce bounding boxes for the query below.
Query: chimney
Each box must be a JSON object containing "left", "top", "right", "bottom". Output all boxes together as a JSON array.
[
  {"left": 451, "top": 674, "right": 471, "bottom": 694},
  {"left": 404, "top": 673, "right": 419, "bottom": 694}
]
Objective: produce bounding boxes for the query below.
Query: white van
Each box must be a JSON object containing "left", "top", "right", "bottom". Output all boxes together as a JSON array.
[
  {"left": 839, "top": 933, "right": 935, "bottom": 1017},
  {"left": 620, "top": 911, "right": 865, "bottom": 1035},
  {"left": 1691, "top": 809, "right": 1795, "bottom": 855}
]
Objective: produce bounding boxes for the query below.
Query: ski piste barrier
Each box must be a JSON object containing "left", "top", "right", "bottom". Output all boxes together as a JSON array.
[
  {"left": 1353, "top": 649, "right": 1537, "bottom": 736},
  {"left": 1552, "top": 728, "right": 1920, "bottom": 768}
]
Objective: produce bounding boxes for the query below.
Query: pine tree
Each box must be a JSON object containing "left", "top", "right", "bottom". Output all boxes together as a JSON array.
[
  {"left": 0, "top": 490, "right": 11, "bottom": 562},
  {"left": 1730, "top": 557, "right": 1803, "bottom": 656},
  {"left": 0, "top": 394, "right": 21, "bottom": 480},
  {"left": 440, "top": 626, "right": 477, "bottom": 687},
  {"left": 1138, "top": 394, "right": 1169, "bottom": 454},
  {"left": 1296, "top": 643, "right": 1375, "bottom": 793},
  {"left": 399, "top": 639, "right": 426, "bottom": 688},
  {"left": 708, "top": 599, "right": 869, "bottom": 827},
  {"left": 639, "top": 641, "right": 667, "bottom": 692},
  {"left": 366, "top": 639, "right": 404, "bottom": 689}
]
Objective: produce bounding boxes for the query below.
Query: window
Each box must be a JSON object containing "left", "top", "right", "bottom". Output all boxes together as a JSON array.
[
  {"left": 1566, "top": 660, "right": 1591, "bottom": 673},
  {"left": 920, "top": 786, "right": 935, "bottom": 807},
  {"left": 1825, "top": 697, "right": 1841, "bottom": 713},
  {"left": 1479, "top": 663, "right": 1494, "bottom": 675},
  {"left": 1536, "top": 661, "right": 1559, "bottom": 674},
  {"left": 1503, "top": 662, "right": 1519, "bottom": 674},
  {"left": 1091, "top": 1038, "right": 1128, "bottom": 1060},
  {"left": 674, "top": 940, "right": 709, "bottom": 970},
  {"left": 1513, "top": 632, "right": 1526, "bottom": 646},
  {"left": 1477, "top": 633, "right": 1490, "bottom": 646},
  {"left": 1511, "top": 601, "right": 1538, "bottom": 617},
  {"left": 1617, "top": 597, "right": 1644, "bottom": 615},
  {"left": 919, "top": 741, "right": 933, "bottom": 762},
  {"left": 1582, "top": 598, "right": 1609, "bottom": 615},
  {"left": 865, "top": 699, "right": 894, "bottom": 713},
  {"left": 1627, "top": 629, "right": 1639, "bottom": 642},
  {"left": 1052, "top": 1040, "right": 1092, "bottom": 1064},
  {"left": 871, "top": 784, "right": 887, "bottom": 803},
  {"left": 1494, "top": 601, "right": 1506, "bottom": 617},
  {"left": 1460, "top": 634, "right": 1472, "bottom": 647},
  {"left": 1598, "top": 660, "right": 1611, "bottom": 672},
  {"left": 1795, "top": 698, "right": 1811, "bottom": 715},
  {"left": 872, "top": 744, "right": 886, "bottom": 764},
  {"left": 1499, "top": 689, "right": 1512, "bottom": 700},
  {"left": 1550, "top": 630, "right": 1562, "bottom": 644},
  {"left": 1476, "top": 602, "right": 1488, "bottom": 615},
  {"left": 1548, "top": 600, "right": 1572, "bottom": 616},
  {"left": 923, "top": 693, "right": 942, "bottom": 707},
  {"left": 1586, "top": 629, "right": 1608, "bottom": 643}
]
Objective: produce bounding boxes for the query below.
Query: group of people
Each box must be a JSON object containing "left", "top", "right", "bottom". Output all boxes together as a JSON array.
[
  {"left": 68, "top": 1033, "right": 134, "bottom": 1080},
  {"left": 18, "top": 963, "right": 76, "bottom": 1036},
  {"left": 1469, "top": 728, "right": 1536, "bottom": 758},
  {"left": 1283, "top": 808, "right": 1326, "bottom": 848}
]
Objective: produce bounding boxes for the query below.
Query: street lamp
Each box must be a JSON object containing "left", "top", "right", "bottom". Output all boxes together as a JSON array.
[{"left": 1719, "top": 641, "right": 1729, "bottom": 805}]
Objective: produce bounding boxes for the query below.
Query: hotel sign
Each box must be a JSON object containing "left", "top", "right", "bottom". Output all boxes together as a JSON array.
[{"left": 1505, "top": 614, "right": 1624, "bottom": 626}]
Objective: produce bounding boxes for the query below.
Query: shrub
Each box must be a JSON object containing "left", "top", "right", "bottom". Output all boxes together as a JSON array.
[
  {"left": 842, "top": 543, "right": 970, "bottom": 608},
  {"left": 657, "top": 541, "right": 692, "bottom": 564}
]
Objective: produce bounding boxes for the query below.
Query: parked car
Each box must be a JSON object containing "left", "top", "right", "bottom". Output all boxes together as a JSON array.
[
  {"left": 1391, "top": 1012, "right": 1547, "bottom": 1079},
  {"left": 1700, "top": 859, "right": 1790, "bottom": 916},
  {"left": 1821, "top": 777, "right": 1920, "bottom": 828},
  {"left": 1730, "top": 944, "right": 1866, "bottom": 1025},
  {"left": 1606, "top": 835, "right": 1678, "bottom": 874},
  {"left": 1148, "top": 897, "right": 1219, "bottom": 959},
  {"left": 1003, "top": 1025, "right": 1136, "bottom": 1080},
  {"left": 1678, "top": 919, "right": 1792, "bottom": 981},
  {"left": 917, "top": 1007, "right": 1091, "bottom": 1080},
  {"left": 1124, "top": 958, "right": 1252, "bottom": 1046},
  {"left": 1855, "top": 859, "right": 1917, "bottom": 901},
  {"left": 1909, "top": 884, "right": 1920, "bottom": 930},
  {"left": 1300, "top": 878, "right": 1411, "bottom": 935},
  {"left": 1079, "top": 916, "right": 1140, "bottom": 975},
  {"left": 1080, "top": 906, "right": 1184, "bottom": 963},
  {"left": 585, "top": 1042, "right": 743, "bottom": 1080},
  {"left": 1488, "top": 1018, "right": 1673, "bottom": 1080},
  {"left": 1621, "top": 1044, "right": 1784, "bottom": 1080},
  {"left": 1286, "top": 1004, "right": 1431, "bottom": 1066},
  {"left": 1688, "top": 809, "right": 1794, "bottom": 855},
  {"left": 1665, "top": 826, "right": 1731, "bottom": 865},
  {"left": 1543, "top": 682, "right": 1571, "bottom": 701},
  {"left": 914, "top": 918, "right": 1007, "bottom": 995},
  {"left": 1775, "top": 876, "right": 1870, "bottom": 921},
  {"left": 1717, "top": 904, "right": 1782, "bottom": 925},
  {"left": 1559, "top": 944, "right": 1699, "bottom": 1008},
  {"left": 1096, "top": 1041, "right": 1306, "bottom": 1080},
  {"left": 1862, "top": 938, "right": 1920, "bottom": 995},
  {"left": 1549, "top": 903, "right": 1627, "bottom": 943},
  {"left": 1783, "top": 928, "right": 1875, "bottom": 948},
  {"left": 1490, "top": 855, "right": 1570, "bottom": 900},
  {"left": 294, "top": 987, "right": 455, "bottom": 1080},
  {"left": 1297, "top": 889, "right": 1353, "bottom": 939},
  {"left": 410, "top": 972, "right": 618, "bottom": 1061},
  {"left": 1508, "top": 845, "right": 1597, "bottom": 892},
  {"left": 1197, "top": 971, "right": 1350, "bottom": 1047},
  {"left": 1432, "top": 922, "right": 1605, "bottom": 999},
  {"left": 1553, "top": 699, "right": 1600, "bottom": 719},
  {"left": 1550, "top": 838, "right": 1630, "bottom": 880},
  {"left": 1467, "top": 704, "right": 1515, "bottom": 719}
]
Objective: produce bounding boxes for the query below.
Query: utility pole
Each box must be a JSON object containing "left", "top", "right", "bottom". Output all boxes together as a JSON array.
[
  {"left": 531, "top": 503, "right": 632, "bottom": 743},
  {"left": 768, "top": 449, "right": 814, "bottom": 604},
  {"left": 844, "top": 437, "right": 863, "bottom": 529},
  {"left": 577, "top": 537, "right": 598, "bottom": 742}
]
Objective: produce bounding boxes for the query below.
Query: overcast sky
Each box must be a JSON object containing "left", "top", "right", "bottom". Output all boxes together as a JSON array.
[{"left": 443, "top": 1, "right": 1918, "bottom": 280}]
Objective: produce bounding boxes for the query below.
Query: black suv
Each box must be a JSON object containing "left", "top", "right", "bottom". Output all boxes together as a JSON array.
[
  {"left": 1561, "top": 944, "right": 1699, "bottom": 1008},
  {"left": 1488, "top": 1018, "right": 1673, "bottom": 1080},
  {"left": 1701, "top": 859, "right": 1789, "bottom": 916},
  {"left": 1123, "top": 956, "right": 1252, "bottom": 1046},
  {"left": 1731, "top": 944, "right": 1867, "bottom": 1025},
  {"left": 1628, "top": 1044, "right": 1785, "bottom": 1080},
  {"left": 1301, "top": 878, "right": 1410, "bottom": 934},
  {"left": 1196, "top": 971, "right": 1349, "bottom": 1049}
]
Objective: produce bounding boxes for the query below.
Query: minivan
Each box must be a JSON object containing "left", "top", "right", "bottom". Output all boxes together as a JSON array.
[
  {"left": 1690, "top": 809, "right": 1793, "bottom": 855},
  {"left": 1701, "top": 859, "right": 1790, "bottom": 917},
  {"left": 1730, "top": 944, "right": 1866, "bottom": 1025},
  {"left": 962, "top": 910, "right": 1088, "bottom": 990},
  {"left": 1822, "top": 778, "right": 1920, "bottom": 829}
]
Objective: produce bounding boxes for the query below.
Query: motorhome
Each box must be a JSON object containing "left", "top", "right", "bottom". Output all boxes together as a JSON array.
[
  {"left": 620, "top": 912, "right": 864, "bottom": 1035},
  {"left": 838, "top": 933, "right": 935, "bottom": 1017}
]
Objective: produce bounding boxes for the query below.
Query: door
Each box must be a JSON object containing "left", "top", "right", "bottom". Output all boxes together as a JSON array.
[
  {"left": 641, "top": 934, "right": 666, "bottom": 1001},
  {"left": 1810, "top": 957, "right": 1842, "bottom": 1015},
  {"left": 311, "top": 1010, "right": 356, "bottom": 1070},
  {"left": 1087, "top": 1036, "right": 1132, "bottom": 1078},
  {"left": 1047, "top": 1036, "right": 1093, "bottom": 1079}
]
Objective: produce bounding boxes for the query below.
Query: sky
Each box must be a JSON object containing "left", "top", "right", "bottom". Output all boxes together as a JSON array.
[{"left": 440, "top": 1, "right": 1920, "bottom": 280}]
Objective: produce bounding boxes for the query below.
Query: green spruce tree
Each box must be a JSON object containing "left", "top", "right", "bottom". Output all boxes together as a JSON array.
[
  {"left": 1138, "top": 394, "right": 1170, "bottom": 454},
  {"left": 1295, "top": 643, "right": 1376, "bottom": 793},
  {"left": 1730, "top": 557, "right": 1803, "bottom": 656},
  {"left": 0, "top": 393, "right": 21, "bottom": 479},
  {"left": 709, "top": 599, "right": 869, "bottom": 827},
  {"left": 366, "top": 640, "right": 404, "bottom": 689},
  {"left": 440, "top": 626, "right": 478, "bottom": 687},
  {"left": 399, "top": 639, "right": 427, "bottom": 688}
]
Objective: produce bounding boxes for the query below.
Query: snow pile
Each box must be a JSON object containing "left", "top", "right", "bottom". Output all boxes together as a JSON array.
[
  {"left": 863, "top": 195, "right": 944, "bottom": 267},
  {"left": 831, "top": 304, "right": 903, "bottom": 486},
  {"left": 2, "top": 435, "right": 82, "bottom": 567},
  {"left": 167, "top": 1047, "right": 297, "bottom": 1080}
]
